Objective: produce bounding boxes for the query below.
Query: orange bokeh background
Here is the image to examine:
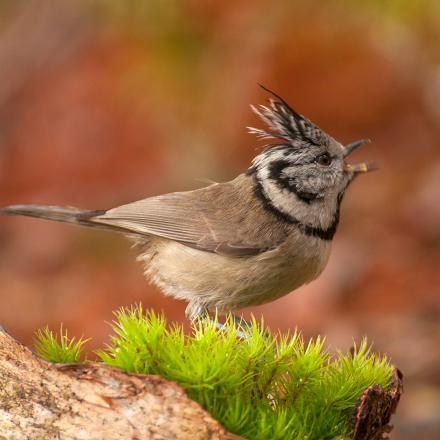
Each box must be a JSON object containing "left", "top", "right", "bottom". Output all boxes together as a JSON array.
[{"left": 0, "top": 1, "right": 439, "bottom": 438}]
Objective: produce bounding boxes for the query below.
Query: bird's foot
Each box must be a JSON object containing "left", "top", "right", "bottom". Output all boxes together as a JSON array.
[
  {"left": 186, "top": 302, "right": 267, "bottom": 340},
  {"left": 212, "top": 317, "right": 249, "bottom": 339}
]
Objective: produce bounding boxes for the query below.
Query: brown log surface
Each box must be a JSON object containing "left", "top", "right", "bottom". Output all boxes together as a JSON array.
[
  {"left": 351, "top": 369, "right": 403, "bottom": 440},
  {"left": 0, "top": 327, "right": 243, "bottom": 440}
]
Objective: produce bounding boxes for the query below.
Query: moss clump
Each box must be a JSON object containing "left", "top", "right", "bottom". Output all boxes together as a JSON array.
[
  {"left": 34, "top": 305, "right": 394, "bottom": 440},
  {"left": 34, "top": 325, "right": 89, "bottom": 363}
]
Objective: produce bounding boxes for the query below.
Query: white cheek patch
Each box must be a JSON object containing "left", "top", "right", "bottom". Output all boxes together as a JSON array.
[{"left": 256, "top": 166, "right": 299, "bottom": 218}]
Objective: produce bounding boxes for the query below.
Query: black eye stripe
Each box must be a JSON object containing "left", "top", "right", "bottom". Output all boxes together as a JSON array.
[
  {"left": 274, "top": 156, "right": 336, "bottom": 169},
  {"left": 267, "top": 160, "right": 321, "bottom": 203},
  {"left": 267, "top": 152, "right": 336, "bottom": 181},
  {"left": 268, "top": 159, "right": 290, "bottom": 181}
]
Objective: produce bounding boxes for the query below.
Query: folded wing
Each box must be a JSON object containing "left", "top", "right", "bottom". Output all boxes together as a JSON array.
[{"left": 91, "top": 181, "right": 286, "bottom": 256}]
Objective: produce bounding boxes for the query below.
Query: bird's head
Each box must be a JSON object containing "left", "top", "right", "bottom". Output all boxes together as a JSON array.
[{"left": 247, "top": 87, "right": 374, "bottom": 236}]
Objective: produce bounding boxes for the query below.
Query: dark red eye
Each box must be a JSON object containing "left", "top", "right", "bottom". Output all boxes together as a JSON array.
[{"left": 316, "top": 153, "right": 332, "bottom": 166}]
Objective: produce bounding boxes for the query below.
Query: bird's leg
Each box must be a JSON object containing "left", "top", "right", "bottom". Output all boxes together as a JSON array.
[
  {"left": 232, "top": 313, "right": 272, "bottom": 339},
  {"left": 231, "top": 313, "right": 253, "bottom": 329},
  {"left": 186, "top": 302, "right": 254, "bottom": 339},
  {"left": 213, "top": 315, "right": 248, "bottom": 339},
  {"left": 185, "top": 301, "right": 209, "bottom": 322},
  {"left": 186, "top": 302, "right": 232, "bottom": 333},
  {"left": 210, "top": 311, "right": 258, "bottom": 339}
]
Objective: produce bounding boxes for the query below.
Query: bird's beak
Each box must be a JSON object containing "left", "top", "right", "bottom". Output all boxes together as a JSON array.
[
  {"left": 342, "top": 139, "right": 370, "bottom": 157},
  {"left": 342, "top": 139, "right": 376, "bottom": 174}
]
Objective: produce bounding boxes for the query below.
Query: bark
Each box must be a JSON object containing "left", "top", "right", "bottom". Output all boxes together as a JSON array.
[
  {"left": 0, "top": 327, "right": 242, "bottom": 440},
  {"left": 351, "top": 368, "right": 403, "bottom": 440}
]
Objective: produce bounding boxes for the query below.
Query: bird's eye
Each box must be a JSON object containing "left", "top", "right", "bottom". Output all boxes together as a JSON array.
[{"left": 316, "top": 153, "right": 332, "bottom": 166}]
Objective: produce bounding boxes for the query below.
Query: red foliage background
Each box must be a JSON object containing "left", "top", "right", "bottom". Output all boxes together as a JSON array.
[{"left": 0, "top": 1, "right": 438, "bottom": 438}]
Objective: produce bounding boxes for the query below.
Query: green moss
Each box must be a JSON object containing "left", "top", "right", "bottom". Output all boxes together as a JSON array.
[
  {"left": 34, "top": 305, "right": 394, "bottom": 440},
  {"left": 34, "top": 325, "right": 90, "bottom": 364}
]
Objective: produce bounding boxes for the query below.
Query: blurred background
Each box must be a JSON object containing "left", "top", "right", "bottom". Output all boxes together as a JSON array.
[{"left": 0, "top": 0, "right": 438, "bottom": 438}]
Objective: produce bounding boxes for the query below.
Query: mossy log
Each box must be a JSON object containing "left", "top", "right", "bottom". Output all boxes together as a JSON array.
[
  {"left": 0, "top": 327, "right": 242, "bottom": 440},
  {"left": 0, "top": 326, "right": 402, "bottom": 440}
]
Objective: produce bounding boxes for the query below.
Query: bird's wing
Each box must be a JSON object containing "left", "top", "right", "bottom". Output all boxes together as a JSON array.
[{"left": 90, "top": 178, "right": 287, "bottom": 256}]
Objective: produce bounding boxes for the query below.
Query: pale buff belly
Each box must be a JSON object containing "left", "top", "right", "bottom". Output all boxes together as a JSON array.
[{"left": 136, "top": 235, "right": 332, "bottom": 313}]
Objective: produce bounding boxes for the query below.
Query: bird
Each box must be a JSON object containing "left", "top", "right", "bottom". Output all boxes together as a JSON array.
[{"left": 0, "top": 87, "right": 374, "bottom": 321}]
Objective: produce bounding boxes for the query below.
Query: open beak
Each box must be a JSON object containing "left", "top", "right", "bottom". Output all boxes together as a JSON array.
[{"left": 342, "top": 139, "right": 376, "bottom": 173}]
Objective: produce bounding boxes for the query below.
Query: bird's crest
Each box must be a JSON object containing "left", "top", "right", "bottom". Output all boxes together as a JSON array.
[{"left": 248, "top": 85, "right": 327, "bottom": 148}]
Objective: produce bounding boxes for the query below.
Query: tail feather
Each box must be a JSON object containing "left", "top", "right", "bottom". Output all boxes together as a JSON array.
[{"left": 0, "top": 204, "right": 106, "bottom": 227}]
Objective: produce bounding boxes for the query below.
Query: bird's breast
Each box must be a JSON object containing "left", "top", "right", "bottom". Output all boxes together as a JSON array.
[{"left": 136, "top": 233, "right": 332, "bottom": 311}]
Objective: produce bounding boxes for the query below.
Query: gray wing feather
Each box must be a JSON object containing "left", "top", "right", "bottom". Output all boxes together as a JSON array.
[{"left": 91, "top": 181, "right": 285, "bottom": 256}]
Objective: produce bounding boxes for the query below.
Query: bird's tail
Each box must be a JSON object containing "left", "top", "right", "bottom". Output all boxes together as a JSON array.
[{"left": 0, "top": 204, "right": 108, "bottom": 229}]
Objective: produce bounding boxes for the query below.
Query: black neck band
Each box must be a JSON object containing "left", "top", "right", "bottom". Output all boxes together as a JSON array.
[{"left": 250, "top": 172, "right": 341, "bottom": 241}]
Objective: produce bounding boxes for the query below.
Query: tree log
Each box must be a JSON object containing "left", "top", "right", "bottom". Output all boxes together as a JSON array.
[{"left": 0, "top": 327, "right": 242, "bottom": 440}]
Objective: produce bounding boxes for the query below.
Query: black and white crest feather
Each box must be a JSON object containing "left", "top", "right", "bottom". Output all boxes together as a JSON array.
[{"left": 248, "top": 86, "right": 329, "bottom": 148}]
